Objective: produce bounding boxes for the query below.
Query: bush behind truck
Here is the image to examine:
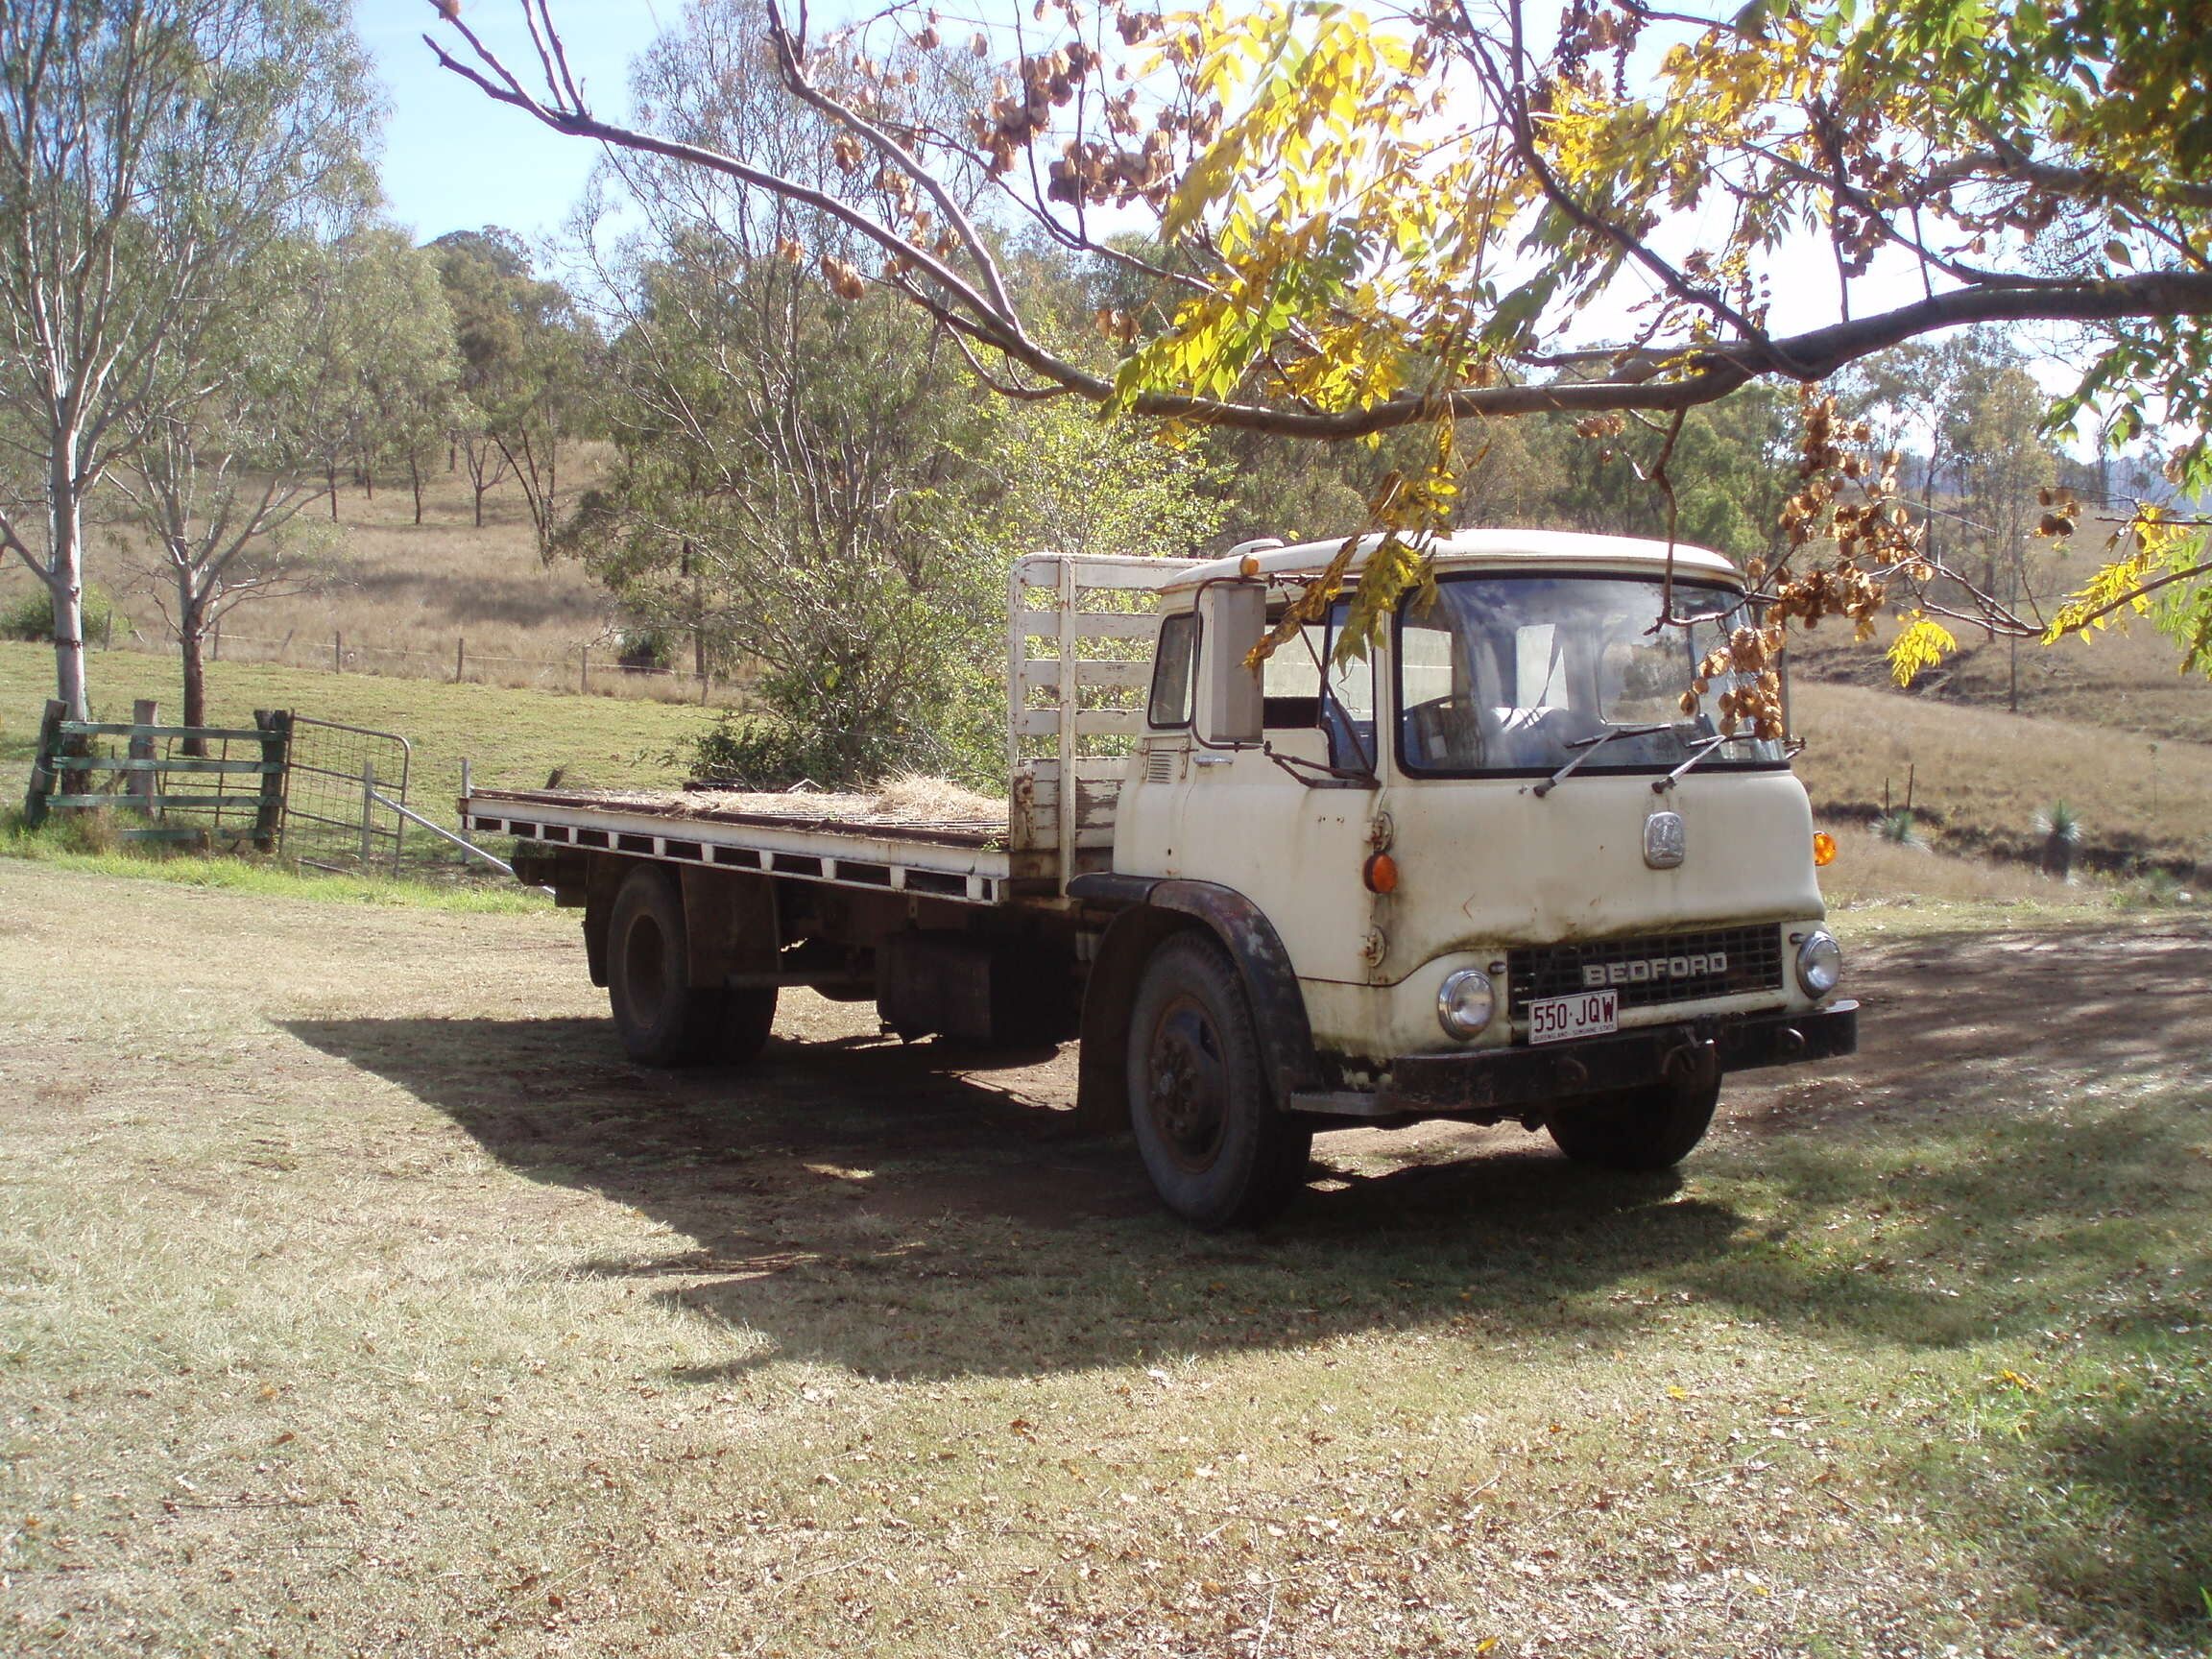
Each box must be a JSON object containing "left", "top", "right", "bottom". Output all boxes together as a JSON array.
[{"left": 465, "top": 532, "right": 1857, "bottom": 1228}]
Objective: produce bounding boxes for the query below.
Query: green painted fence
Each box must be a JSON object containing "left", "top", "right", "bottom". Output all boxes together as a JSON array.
[{"left": 22, "top": 699, "right": 290, "bottom": 850}]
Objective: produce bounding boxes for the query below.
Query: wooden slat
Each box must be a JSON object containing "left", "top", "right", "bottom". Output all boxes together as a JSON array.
[
  {"left": 47, "top": 793, "right": 245, "bottom": 809},
  {"left": 50, "top": 756, "right": 277, "bottom": 775},
  {"left": 59, "top": 722, "right": 267, "bottom": 742},
  {"left": 1015, "top": 556, "right": 1184, "bottom": 591},
  {"left": 1025, "top": 756, "right": 1130, "bottom": 782},
  {"left": 1018, "top": 611, "right": 1159, "bottom": 641},
  {"left": 1012, "top": 708, "right": 1145, "bottom": 738},
  {"left": 1017, "top": 660, "right": 1152, "bottom": 694},
  {"left": 139, "top": 793, "right": 253, "bottom": 810}
]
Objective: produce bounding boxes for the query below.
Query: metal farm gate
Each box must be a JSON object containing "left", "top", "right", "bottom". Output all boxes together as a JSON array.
[
  {"left": 278, "top": 715, "right": 510, "bottom": 879},
  {"left": 278, "top": 715, "right": 414, "bottom": 873}
]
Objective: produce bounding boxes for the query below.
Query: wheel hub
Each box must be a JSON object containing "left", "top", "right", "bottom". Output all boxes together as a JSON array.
[{"left": 1146, "top": 1000, "right": 1228, "bottom": 1170}]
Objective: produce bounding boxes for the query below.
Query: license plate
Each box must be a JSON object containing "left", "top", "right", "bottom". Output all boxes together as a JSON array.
[{"left": 1527, "top": 989, "right": 1618, "bottom": 1046}]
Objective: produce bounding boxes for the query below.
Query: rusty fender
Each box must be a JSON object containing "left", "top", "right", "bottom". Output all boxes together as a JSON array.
[{"left": 1070, "top": 876, "right": 1323, "bottom": 1133}]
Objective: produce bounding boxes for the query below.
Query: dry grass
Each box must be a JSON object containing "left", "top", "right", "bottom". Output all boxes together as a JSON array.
[
  {"left": 4, "top": 860, "right": 2210, "bottom": 1656},
  {"left": 1792, "top": 679, "right": 2212, "bottom": 878},
  {"left": 0, "top": 448, "right": 722, "bottom": 704},
  {"left": 1816, "top": 826, "right": 2100, "bottom": 912},
  {"left": 868, "top": 772, "right": 1009, "bottom": 822}
]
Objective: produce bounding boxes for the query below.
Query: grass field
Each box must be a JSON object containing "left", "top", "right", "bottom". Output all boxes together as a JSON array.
[
  {"left": 1791, "top": 680, "right": 2212, "bottom": 878},
  {"left": 0, "top": 639, "right": 716, "bottom": 808},
  {"left": 0, "top": 456, "right": 635, "bottom": 696},
  {"left": 2, "top": 861, "right": 2207, "bottom": 1657}
]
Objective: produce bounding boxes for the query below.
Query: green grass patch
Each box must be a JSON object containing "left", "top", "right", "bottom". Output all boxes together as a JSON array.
[
  {"left": 0, "top": 811, "right": 548, "bottom": 913},
  {"left": 0, "top": 638, "right": 718, "bottom": 803}
]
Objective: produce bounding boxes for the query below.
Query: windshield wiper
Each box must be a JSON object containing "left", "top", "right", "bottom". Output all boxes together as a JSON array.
[
  {"left": 1651, "top": 731, "right": 1758, "bottom": 793},
  {"left": 1532, "top": 722, "right": 1673, "bottom": 798}
]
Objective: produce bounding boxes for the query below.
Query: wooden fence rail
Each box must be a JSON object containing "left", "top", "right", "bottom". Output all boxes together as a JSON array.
[{"left": 23, "top": 699, "right": 291, "bottom": 849}]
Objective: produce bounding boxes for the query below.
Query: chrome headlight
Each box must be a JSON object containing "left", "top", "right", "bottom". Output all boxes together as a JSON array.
[
  {"left": 1795, "top": 928, "right": 1842, "bottom": 997},
  {"left": 1437, "top": 969, "right": 1497, "bottom": 1040}
]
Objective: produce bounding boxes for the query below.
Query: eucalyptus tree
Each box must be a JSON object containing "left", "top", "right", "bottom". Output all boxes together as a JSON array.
[
  {"left": 431, "top": 228, "right": 594, "bottom": 550},
  {"left": 117, "top": 227, "right": 458, "bottom": 737},
  {"left": 0, "top": 0, "right": 375, "bottom": 720},
  {"left": 563, "top": 2, "right": 1219, "bottom": 785}
]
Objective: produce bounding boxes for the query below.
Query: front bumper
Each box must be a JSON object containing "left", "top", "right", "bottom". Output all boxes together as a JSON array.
[{"left": 1292, "top": 1000, "right": 1858, "bottom": 1121}]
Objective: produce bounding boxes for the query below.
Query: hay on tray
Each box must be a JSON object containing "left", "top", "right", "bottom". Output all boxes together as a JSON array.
[{"left": 868, "top": 772, "right": 1004, "bottom": 823}]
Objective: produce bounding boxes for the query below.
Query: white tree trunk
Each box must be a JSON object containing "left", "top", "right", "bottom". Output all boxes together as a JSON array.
[{"left": 47, "top": 442, "right": 88, "bottom": 722}]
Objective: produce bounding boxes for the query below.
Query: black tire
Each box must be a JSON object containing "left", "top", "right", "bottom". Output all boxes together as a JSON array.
[
  {"left": 1546, "top": 1075, "right": 1719, "bottom": 1171},
  {"left": 714, "top": 985, "right": 779, "bottom": 1066},
  {"left": 609, "top": 865, "right": 733, "bottom": 1067},
  {"left": 1126, "top": 931, "right": 1312, "bottom": 1229}
]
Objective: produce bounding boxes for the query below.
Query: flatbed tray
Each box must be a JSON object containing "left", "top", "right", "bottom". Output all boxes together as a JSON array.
[{"left": 470, "top": 785, "right": 1009, "bottom": 851}]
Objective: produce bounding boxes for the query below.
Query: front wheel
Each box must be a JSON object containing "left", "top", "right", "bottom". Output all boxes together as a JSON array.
[
  {"left": 1126, "top": 932, "right": 1311, "bottom": 1229},
  {"left": 1546, "top": 1073, "right": 1719, "bottom": 1171}
]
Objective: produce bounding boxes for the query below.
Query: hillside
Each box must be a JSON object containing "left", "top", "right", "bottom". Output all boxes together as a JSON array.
[
  {"left": 0, "top": 450, "right": 699, "bottom": 701},
  {"left": 5, "top": 461, "right": 2207, "bottom": 886},
  {"left": 1791, "top": 680, "right": 2212, "bottom": 877}
]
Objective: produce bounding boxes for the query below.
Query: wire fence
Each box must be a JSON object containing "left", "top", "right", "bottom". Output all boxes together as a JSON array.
[{"left": 95, "top": 621, "right": 732, "bottom": 706}]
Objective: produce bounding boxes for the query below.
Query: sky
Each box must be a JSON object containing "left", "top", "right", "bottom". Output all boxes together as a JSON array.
[{"left": 359, "top": 0, "right": 671, "bottom": 247}]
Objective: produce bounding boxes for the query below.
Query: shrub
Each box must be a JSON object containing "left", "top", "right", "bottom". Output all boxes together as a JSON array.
[
  {"left": 2032, "top": 800, "right": 2082, "bottom": 879},
  {"left": 1874, "top": 807, "right": 1923, "bottom": 848},
  {"left": 0, "top": 583, "right": 115, "bottom": 645},
  {"left": 616, "top": 626, "right": 675, "bottom": 673}
]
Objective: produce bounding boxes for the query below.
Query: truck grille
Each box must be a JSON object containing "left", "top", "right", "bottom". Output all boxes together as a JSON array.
[{"left": 1506, "top": 925, "right": 1783, "bottom": 1016}]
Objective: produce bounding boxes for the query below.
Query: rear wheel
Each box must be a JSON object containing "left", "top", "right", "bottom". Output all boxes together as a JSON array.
[
  {"left": 1126, "top": 932, "right": 1311, "bottom": 1229},
  {"left": 608, "top": 865, "right": 777, "bottom": 1066},
  {"left": 1546, "top": 1074, "right": 1719, "bottom": 1170}
]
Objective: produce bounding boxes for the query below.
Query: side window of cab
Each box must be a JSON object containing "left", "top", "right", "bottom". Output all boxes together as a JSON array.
[
  {"left": 1262, "top": 608, "right": 1375, "bottom": 771},
  {"left": 1148, "top": 610, "right": 1198, "bottom": 729}
]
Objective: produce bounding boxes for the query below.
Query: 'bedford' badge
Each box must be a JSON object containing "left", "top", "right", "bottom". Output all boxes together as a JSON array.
[{"left": 1644, "top": 810, "right": 1686, "bottom": 870}]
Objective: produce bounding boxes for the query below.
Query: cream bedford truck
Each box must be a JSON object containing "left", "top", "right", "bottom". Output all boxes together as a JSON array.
[{"left": 462, "top": 531, "right": 1857, "bottom": 1228}]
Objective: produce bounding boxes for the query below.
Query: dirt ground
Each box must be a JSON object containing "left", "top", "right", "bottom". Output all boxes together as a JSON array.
[{"left": 3, "top": 862, "right": 2209, "bottom": 1657}]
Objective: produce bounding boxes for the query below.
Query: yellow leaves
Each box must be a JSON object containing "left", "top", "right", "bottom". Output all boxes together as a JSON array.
[
  {"left": 1887, "top": 612, "right": 1957, "bottom": 687},
  {"left": 2044, "top": 532, "right": 2167, "bottom": 642}
]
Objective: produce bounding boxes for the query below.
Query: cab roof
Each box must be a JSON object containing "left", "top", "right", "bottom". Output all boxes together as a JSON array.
[{"left": 1152, "top": 529, "right": 1742, "bottom": 594}]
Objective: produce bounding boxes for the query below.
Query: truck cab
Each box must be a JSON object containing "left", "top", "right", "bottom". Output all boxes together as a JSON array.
[{"left": 1070, "top": 531, "right": 1855, "bottom": 1224}]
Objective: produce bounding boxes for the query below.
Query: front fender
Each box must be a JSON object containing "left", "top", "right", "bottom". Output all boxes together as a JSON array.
[{"left": 1070, "top": 876, "right": 1322, "bottom": 1131}]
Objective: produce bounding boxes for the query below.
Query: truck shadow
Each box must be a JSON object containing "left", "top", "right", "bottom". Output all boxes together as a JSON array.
[
  {"left": 283, "top": 927, "right": 2210, "bottom": 1387},
  {"left": 284, "top": 1009, "right": 1741, "bottom": 1376}
]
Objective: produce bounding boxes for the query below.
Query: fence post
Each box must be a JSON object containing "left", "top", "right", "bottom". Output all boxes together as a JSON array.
[
  {"left": 252, "top": 709, "right": 290, "bottom": 854},
  {"left": 333, "top": 630, "right": 342, "bottom": 674},
  {"left": 455, "top": 637, "right": 466, "bottom": 684},
  {"left": 127, "top": 699, "right": 159, "bottom": 817},
  {"left": 22, "top": 699, "right": 64, "bottom": 827},
  {"left": 579, "top": 645, "right": 589, "bottom": 694},
  {"left": 359, "top": 759, "right": 377, "bottom": 866}
]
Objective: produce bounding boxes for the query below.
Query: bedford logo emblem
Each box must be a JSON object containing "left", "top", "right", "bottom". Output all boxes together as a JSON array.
[
  {"left": 1583, "top": 950, "right": 1726, "bottom": 989},
  {"left": 1644, "top": 810, "right": 1686, "bottom": 869}
]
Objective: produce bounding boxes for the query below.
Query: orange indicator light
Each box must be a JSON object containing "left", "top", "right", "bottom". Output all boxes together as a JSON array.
[
  {"left": 1813, "top": 831, "right": 1838, "bottom": 868},
  {"left": 1363, "top": 852, "right": 1400, "bottom": 894}
]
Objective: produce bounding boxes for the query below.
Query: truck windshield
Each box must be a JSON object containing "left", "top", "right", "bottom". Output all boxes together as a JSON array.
[{"left": 1395, "top": 573, "right": 1787, "bottom": 777}]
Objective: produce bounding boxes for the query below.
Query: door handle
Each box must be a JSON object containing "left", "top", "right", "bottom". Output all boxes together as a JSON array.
[{"left": 1192, "top": 755, "right": 1234, "bottom": 768}]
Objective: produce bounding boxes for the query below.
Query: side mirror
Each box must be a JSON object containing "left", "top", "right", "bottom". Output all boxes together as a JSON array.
[{"left": 1200, "top": 582, "right": 1264, "bottom": 746}]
